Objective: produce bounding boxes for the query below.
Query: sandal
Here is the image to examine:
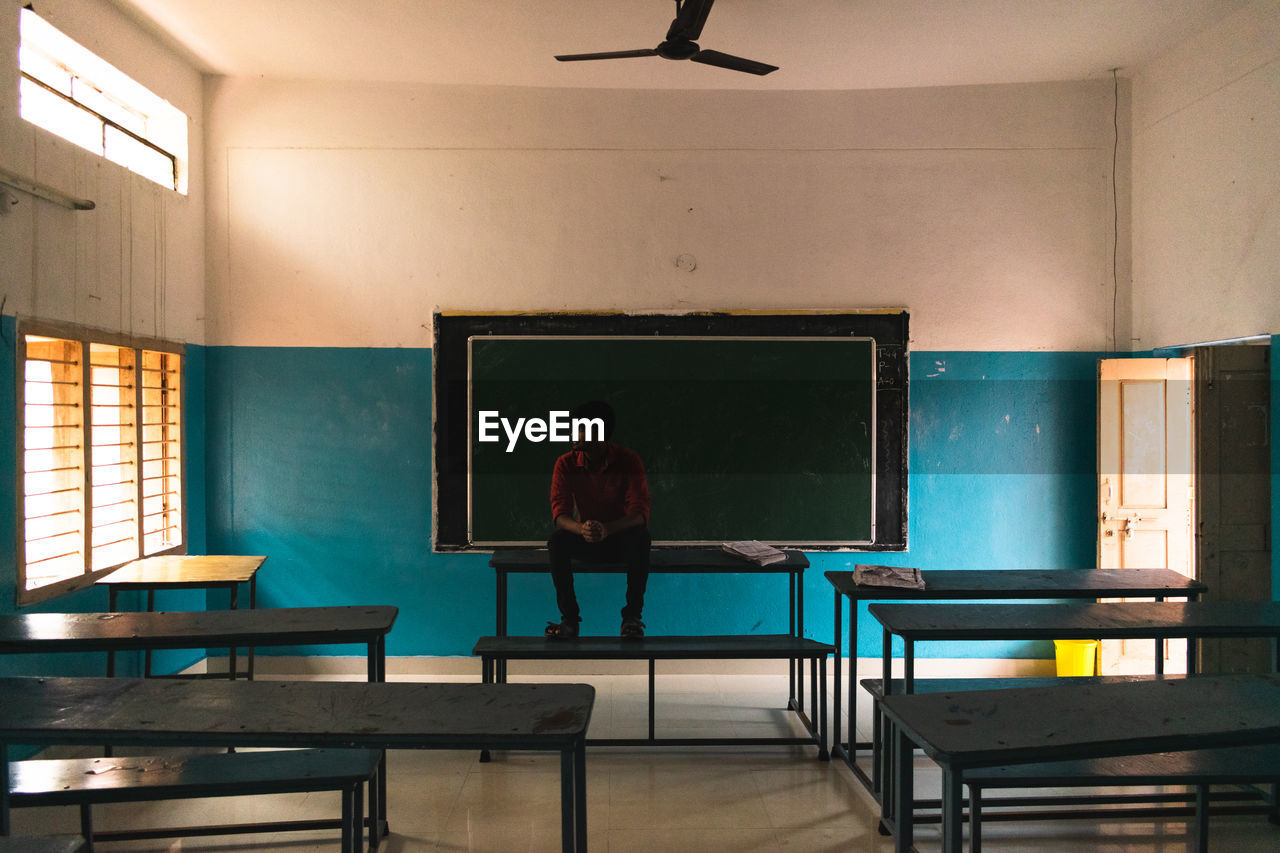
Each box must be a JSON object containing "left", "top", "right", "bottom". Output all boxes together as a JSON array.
[
  {"left": 544, "top": 620, "right": 579, "bottom": 640},
  {"left": 620, "top": 619, "right": 645, "bottom": 639}
]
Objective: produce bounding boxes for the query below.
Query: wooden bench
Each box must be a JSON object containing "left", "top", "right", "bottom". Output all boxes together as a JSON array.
[
  {"left": 474, "top": 633, "right": 832, "bottom": 758},
  {"left": 0, "top": 677, "right": 594, "bottom": 853},
  {"left": 97, "top": 555, "right": 267, "bottom": 679},
  {"left": 864, "top": 600, "right": 1280, "bottom": 824},
  {"left": 0, "top": 605, "right": 399, "bottom": 840},
  {"left": 489, "top": 547, "right": 821, "bottom": 728},
  {"left": 878, "top": 674, "right": 1280, "bottom": 853},
  {"left": 867, "top": 601, "right": 1280, "bottom": 690},
  {"left": 965, "top": 745, "right": 1280, "bottom": 852},
  {"left": 9, "top": 748, "right": 382, "bottom": 853},
  {"left": 862, "top": 676, "right": 1280, "bottom": 840},
  {"left": 0, "top": 606, "right": 398, "bottom": 682},
  {"left": 825, "top": 567, "right": 1208, "bottom": 791}
]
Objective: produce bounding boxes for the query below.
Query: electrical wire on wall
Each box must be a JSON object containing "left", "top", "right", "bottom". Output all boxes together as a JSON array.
[{"left": 1110, "top": 67, "right": 1120, "bottom": 353}]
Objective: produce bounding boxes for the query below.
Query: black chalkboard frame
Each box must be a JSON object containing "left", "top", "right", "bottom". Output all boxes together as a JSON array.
[{"left": 433, "top": 311, "right": 908, "bottom": 551}]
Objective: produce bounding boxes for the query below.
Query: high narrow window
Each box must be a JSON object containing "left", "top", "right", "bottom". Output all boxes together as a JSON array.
[
  {"left": 19, "top": 323, "right": 185, "bottom": 604},
  {"left": 18, "top": 8, "right": 188, "bottom": 193}
]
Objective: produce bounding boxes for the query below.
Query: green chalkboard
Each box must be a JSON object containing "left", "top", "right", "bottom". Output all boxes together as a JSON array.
[{"left": 467, "top": 336, "right": 875, "bottom": 545}]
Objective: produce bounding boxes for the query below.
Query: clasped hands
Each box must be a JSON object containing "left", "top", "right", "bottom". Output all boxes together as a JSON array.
[{"left": 580, "top": 519, "right": 608, "bottom": 543}]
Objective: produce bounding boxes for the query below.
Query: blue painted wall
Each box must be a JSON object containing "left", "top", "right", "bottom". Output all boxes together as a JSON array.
[
  {"left": 203, "top": 346, "right": 1103, "bottom": 660},
  {"left": 17, "top": 333, "right": 1266, "bottom": 666}
]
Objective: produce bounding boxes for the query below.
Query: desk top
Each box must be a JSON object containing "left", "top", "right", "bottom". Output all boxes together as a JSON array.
[
  {"left": 826, "top": 567, "right": 1205, "bottom": 600},
  {"left": 0, "top": 677, "right": 594, "bottom": 751},
  {"left": 97, "top": 555, "right": 267, "bottom": 587},
  {"left": 868, "top": 601, "right": 1280, "bottom": 640},
  {"left": 492, "top": 547, "right": 809, "bottom": 572},
  {"left": 0, "top": 606, "right": 398, "bottom": 654},
  {"left": 879, "top": 673, "right": 1280, "bottom": 770}
]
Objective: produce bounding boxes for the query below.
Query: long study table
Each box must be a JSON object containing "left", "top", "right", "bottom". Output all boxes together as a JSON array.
[
  {"left": 879, "top": 674, "right": 1280, "bottom": 853},
  {"left": 0, "top": 606, "right": 399, "bottom": 843},
  {"left": 97, "top": 555, "right": 267, "bottom": 678},
  {"left": 492, "top": 548, "right": 813, "bottom": 714},
  {"left": 0, "top": 606, "right": 396, "bottom": 681},
  {"left": 868, "top": 600, "right": 1280, "bottom": 837},
  {"left": 0, "top": 677, "right": 594, "bottom": 853},
  {"left": 870, "top": 600, "right": 1280, "bottom": 693},
  {"left": 825, "top": 567, "right": 1207, "bottom": 788}
]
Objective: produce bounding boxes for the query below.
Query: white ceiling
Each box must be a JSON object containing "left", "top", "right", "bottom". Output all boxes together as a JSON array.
[{"left": 110, "top": 0, "right": 1246, "bottom": 91}]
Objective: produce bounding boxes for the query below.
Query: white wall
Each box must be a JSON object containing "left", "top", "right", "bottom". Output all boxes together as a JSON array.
[
  {"left": 1131, "top": 0, "right": 1280, "bottom": 349},
  {"left": 205, "top": 78, "right": 1124, "bottom": 351},
  {"left": 0, "top": 0, "right": 204, "bottom": 344}
]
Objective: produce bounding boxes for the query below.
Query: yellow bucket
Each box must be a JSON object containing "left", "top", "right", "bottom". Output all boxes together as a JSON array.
[{"left": 1053, "top": 639, "right": 1098, "bottom": 676}]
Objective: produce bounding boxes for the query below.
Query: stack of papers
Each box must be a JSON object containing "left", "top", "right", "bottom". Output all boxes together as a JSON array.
[
  {"left": 722, "top": 540, "right": 788, "bottom": 566},
  {"left": 852, "top": 564, "right": 926, "bottom": 590}
]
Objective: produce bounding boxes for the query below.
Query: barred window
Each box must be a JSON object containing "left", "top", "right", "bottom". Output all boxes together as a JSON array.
[{"left": 19, "top": 321, "right": 184, "bottom": 604}]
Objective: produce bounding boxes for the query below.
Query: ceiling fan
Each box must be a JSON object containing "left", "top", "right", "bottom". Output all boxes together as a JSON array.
[{"left": 555, "top": 0, "right": 778, "bottom": 76}]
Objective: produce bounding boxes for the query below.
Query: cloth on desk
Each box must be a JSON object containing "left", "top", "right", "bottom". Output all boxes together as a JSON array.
[
  {"left": 722, "top": 540, "right": 788, "bottom": 566},
  {"left": 852, "top": 563, "right": 925, "bottom": 589}
]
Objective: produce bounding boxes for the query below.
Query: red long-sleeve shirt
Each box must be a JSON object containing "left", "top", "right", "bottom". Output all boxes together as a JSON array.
[{"left": 550, "top": 443, "right": 651, "bottom": 525}]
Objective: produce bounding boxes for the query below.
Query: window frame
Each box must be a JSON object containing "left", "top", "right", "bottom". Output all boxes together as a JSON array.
[
  {"left": 16, "top": 318, "right": 187, "bottom": 606},
  {"left": 17, "top": 7, "right": 189, "bottom": 194}
]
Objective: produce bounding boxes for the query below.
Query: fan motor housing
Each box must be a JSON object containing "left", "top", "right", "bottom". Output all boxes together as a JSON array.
[{"left": 657, "top": 39, "right": 700, "bottom": 60}]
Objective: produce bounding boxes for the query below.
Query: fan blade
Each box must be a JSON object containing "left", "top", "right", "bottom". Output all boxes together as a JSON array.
[
  {"left": 691, "top": 49, "right": 778, "bottom": 76},
  {"left": 555, "top": 49, "right": 659, "bottom": 62},
  {"left": 668, "top": 0, "right": 716, "bottom": 41}
]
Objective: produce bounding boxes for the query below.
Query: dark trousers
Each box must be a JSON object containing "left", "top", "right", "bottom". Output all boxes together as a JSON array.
[{"left": 548, "top": 525, "right": 651, "bottom": 624}]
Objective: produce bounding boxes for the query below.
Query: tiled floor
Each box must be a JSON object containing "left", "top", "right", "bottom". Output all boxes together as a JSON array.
[{"left": 8, "top": 672, "right": 1279, "bottom": 851}]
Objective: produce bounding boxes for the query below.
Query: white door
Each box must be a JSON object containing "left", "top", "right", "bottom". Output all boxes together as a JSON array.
[{"left": 1098, "top": 358, "right": 1195, "bottom": 674}]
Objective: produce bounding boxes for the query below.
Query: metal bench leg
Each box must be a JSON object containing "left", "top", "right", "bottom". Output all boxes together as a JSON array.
[
  {"left": 355, "top": 780, "right": 367, "bottom": 853},
  {"left": 970, "top": 784, "right": 982, "bottom": 853},
  {"left": 648, "top": 658, "right": 656, "bottom": 742},
  {"left": 342, "top": 782, "right": 355, "bottom": 853},
  {"left": 480, "top": 656, "right": 495, "bottom": 763},
  {"left": 366, "top": 762, "right": 382, "bottom": 850},
  {"left": 891, "top": 725, "right": 914, "bottom": 853},
  {"left": 575, "top": 739, "right": 588, "bottom": 852},
  {"left": 1195, "top": 784, "right": 1209, "bottom": 853},
  {"left": 560, "top": 748, "right": 575, "bottom": 853},
  {"left": 941, "top": 769, "right": 964, "bottom": 853},
  {"left": 80, "top": 802, "right": 95, "bottom": 853},
  {"left": 832, "top": 590, "right": 843, "bottom": 761},
  {"left": 1, "top": 743, "right": 9, "bottom": 837},
  {"left": 809, "top": 656, "right": 818, "bottom": 737},
  {"left": 818, "top": 654, "right": 829, "bottom": 761}
]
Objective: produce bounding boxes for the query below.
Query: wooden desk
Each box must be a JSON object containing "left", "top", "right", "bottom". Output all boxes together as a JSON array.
[
  {"left": 475, "top": 634, "right": 832, "bottom": 757},
  {"left": 0, "top": 606, "right": 396, "bottom": 682},
  {"left": 825, "top": 567, "right": 1207, "bottom": 785},
  {"left": 869, "top": 600, "right": 1280, "bottom": 692},
  {"left": 1, "top": 606, "right": 398, "bottom": 839},
  {"left": 491, "top": 548, "right": 812, "bottom": 714},
  {"left": 0, "top": 677, "right": 594, "bottom": 853},
  {"left": 879, "top": 674, "right": 1280, "bottom": 853},
  {"left": 97, "top": 555, "right": 266, "bottom": 678}
]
